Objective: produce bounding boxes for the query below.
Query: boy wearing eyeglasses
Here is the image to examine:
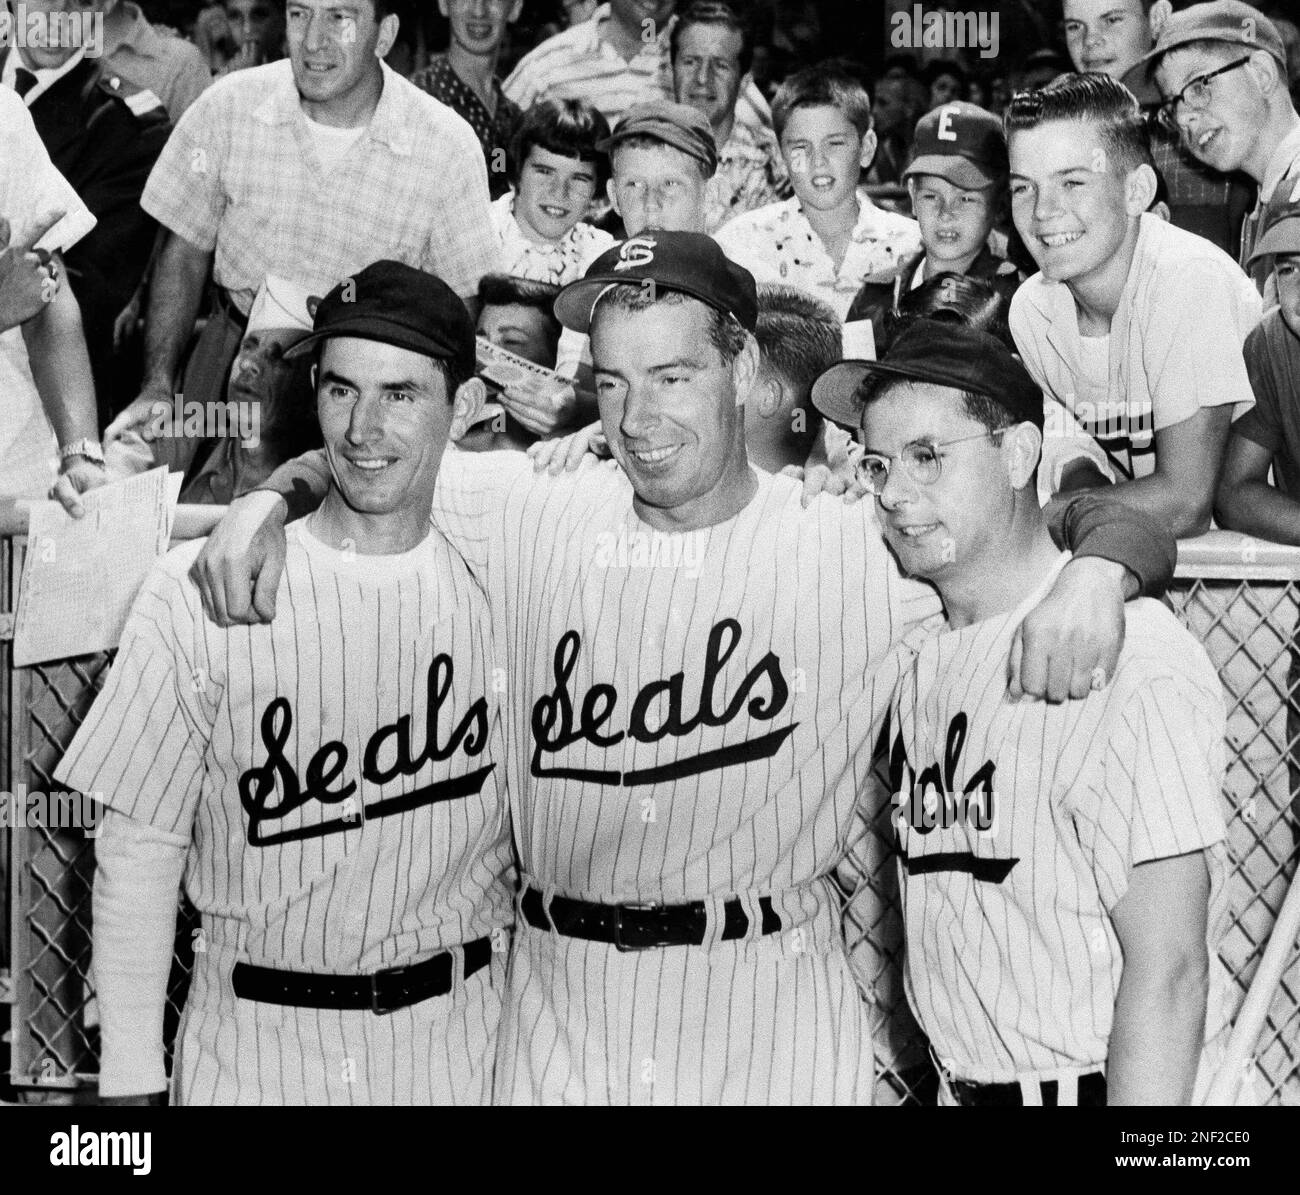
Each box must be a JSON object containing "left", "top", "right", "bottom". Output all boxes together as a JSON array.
[
  {"left": 811, "top": 319, "right": 1229, "bottom": 1106},
  {"left": 1006, "top": 73, "right": 1261, "bottom": 539},
  {"left": 1143, "top": 0, "right": 1300, "bottom": 293}
]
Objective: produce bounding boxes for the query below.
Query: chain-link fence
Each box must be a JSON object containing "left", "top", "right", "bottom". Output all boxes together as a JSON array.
[{"left": 3, "top": 525, "right": 1298, "bottom": 1103}]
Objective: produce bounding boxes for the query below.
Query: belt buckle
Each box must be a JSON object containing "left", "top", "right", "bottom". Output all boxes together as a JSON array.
[
  {"left": 369, "top": 964, "right": 404, "bottom": 1016},
  {"left": 612, "top": 901, "right": 660, "bottom": 952}
]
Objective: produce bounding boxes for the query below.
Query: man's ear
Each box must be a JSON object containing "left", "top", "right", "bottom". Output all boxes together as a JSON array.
[
  {"left": 376, "top": 12, "right": 401, "bottom": 60},
  {"left": 508, "top": 0, "right": 524, "bottom": 21},
  {"left": 606, "top": 177, "right": 622, "bottom": 218},
  {"left": 859, "top": 127, "right": 879, "bottom": 171},
  {"left": 730, "top": 332, "right": 760, "bottom": 408},
  {"left": 1124, "top": 162, "right": 1158, "bottom": 216},
  {"left": 755, "top": 373, "right": 785, "bottom": 419},
  {"left": 1147, "top": 0, "right": 1172, "bottom": 39},
  {"left": 436, "top": 0, "right": 451, "bottom": 19},
  {"left": 450, "top": 376, "right": 487, "bottom": 441},
  {"left": 1005, "top": 422, "right": 1043, "bottom": 491}
]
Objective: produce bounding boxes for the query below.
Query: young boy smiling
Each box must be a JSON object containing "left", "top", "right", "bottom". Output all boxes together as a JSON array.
[
  {"left": 1006, "top": 73, "right": 1260, "bottom": 538},
  {"left": 715, "top": 64, "right": 921, "bottom": 320}
]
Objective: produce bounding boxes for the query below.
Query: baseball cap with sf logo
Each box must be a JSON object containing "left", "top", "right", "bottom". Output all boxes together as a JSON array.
[
  {"left": 555, "top": 231, "right": 759, "bottom": 333},
  {"left": 904, "top": 101, "right": 1008, "bottom": 191}
]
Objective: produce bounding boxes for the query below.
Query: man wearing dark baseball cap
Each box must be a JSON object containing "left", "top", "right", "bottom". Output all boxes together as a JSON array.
[
  {"left": 75, "top": 256, "right": 513, "bottom": 1107},
  {"left": 844, "top": 314, "right": 1228, "bottom": 1110},
  {"left": 1145, "top": 0, "right": 1300, "bottom": 287}
]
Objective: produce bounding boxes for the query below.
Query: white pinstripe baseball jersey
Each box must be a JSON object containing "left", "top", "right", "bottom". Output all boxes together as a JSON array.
[
  {"left": 431, "top": 449, "right": 942, "bottom": 1103},
  {"left": 57, "top": 519, "right": 515, "bottom": 1104},
  {"left": 884, "top": 553, "right": 1229, "bottom": 1085}
]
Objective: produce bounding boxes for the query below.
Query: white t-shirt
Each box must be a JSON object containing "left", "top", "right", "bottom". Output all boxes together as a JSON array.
[
  {"left": 302, "top": 114, "right": 367, "bottom": 174},
  {"left": 0, "top": 87, "right": 97, "bottom": 500}
]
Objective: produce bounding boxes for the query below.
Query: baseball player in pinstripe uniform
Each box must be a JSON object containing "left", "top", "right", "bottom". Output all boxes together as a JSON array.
[
  {"left": 193, "top": 235, "right": 1175, "bottom": 1105},
  {"left": 56, "top": 263, "right": 514, "bottom": 1105},
  {"left": 812, "top": 320, "right": 1230, "bottom": 1106}
]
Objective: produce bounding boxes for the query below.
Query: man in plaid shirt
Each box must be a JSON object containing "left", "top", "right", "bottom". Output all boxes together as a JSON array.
[{"left": 107, "top": 0, "right": 501, "bottom": 444}]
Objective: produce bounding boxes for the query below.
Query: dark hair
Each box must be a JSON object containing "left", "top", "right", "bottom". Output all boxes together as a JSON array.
[
  {"left": 772, "top": 62, "right": 873, "bottom": 140},
  {"left": 509, "top": 98, "right": 612, "bottom": 190},
  {"left": 1004, "top": 72, "right": 1154, "bottom": 175},
  {"left": 856, "top": 374, "right": 1016, "bottom": 438},
  {"left": 477, "top": 273, "right": 563, "bottom": 341},
  {"left": 754, "top": 284, "right": 841, "bottom": 399},
  {"left": 590, "top": 287, "right": 750, "bottom": 364},
  {"left": 670, "top": 0, "right": 754, "bottom": 78}
]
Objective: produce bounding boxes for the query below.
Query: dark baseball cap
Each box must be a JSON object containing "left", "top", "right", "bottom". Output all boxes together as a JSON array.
[
  {"left": 598, "top": 99, "right": 719, "bottom": 176},
  {"left": 1247, "top": 205, "right": 1300, "bottom": 264},
  {"left": 811, "top": 319, "right": 1043, "bottom": 429},
  {"left": 555, "top": 231, "right": 759, "bottom": 333},
  {"left": 904, "top": 102, "right": 1008, "bottom": 190},
  {"left": 286, "top": 260, "right": 476, "bottom": 380},
  {"left": 1140, "top": 0, "right": 1287, "bottom": 73}
]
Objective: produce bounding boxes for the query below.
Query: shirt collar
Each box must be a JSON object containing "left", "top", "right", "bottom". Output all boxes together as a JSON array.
[
  {"left": 1261, "top": 119, "right": 1300, "bottom": 201},
  {"left": 254, "top": 60, "right": 415, "bottom": 155},
  {"left": 4, "top": 44, "right": 88, "bottom": 104}
]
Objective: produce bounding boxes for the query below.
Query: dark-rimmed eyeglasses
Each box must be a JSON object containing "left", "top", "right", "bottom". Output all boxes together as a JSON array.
[
  {"left": 856, "top": 429, "right": 1008, "bottom": 496},
  {"left": 1156, "top": 56, "right": 1252, "bottom": 133}
]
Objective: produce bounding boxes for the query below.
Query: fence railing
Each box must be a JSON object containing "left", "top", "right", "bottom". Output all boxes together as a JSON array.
[{"left": 2, "top": 515, "right": 1298, "bottom": 1103}]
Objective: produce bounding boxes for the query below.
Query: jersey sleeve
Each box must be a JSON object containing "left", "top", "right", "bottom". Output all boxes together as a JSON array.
[
  {"left": 1047, "top": 492, "right": 1176, "bottom": 598},
  {"left": 429, "top": 447, "right": 533, "bottom": 575},
  {"left": 55, "top": 555, "right": 215, "bottom": 838},
  {"left": 1082, "top": 673, "right": 1228, "bottom": 912},
  {"left": 254, "top": 448, "right": 332, "bottom": 519},
  {"left": 140, "top": 85, "right": 227, "bottom": 251}
]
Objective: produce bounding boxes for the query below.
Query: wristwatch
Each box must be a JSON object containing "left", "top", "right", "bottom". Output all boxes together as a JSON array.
[{"left": 58, "top": 438, "right": 106, "bottom": 467}]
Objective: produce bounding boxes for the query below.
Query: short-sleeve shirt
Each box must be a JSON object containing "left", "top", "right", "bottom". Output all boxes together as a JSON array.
[
  {"left": 715, "top": 192, "right": 923, "bottom": 321},
  {"left": 704, "top": 121, "right": 791, "bottom": 234},
  {"left": 429, "top": 451, "right": 943, "bottom": 938},
  {"left": 101, "top": 1, "right": 212, "bottom": 121},
  {"left": 56, "top": 521, "right": 515, "bottom": 970},
  {"left": 1009, "top": 213, "right": 1262, "bottom": 480},
  {"left": 410, "top": 54, "right": 520, "bottom": 199},
  {"left": 886, "top": 553, "right": 1229, "bottom": 1082},
  {"left": 489, "top": 192, "right": 614, "bottom": 286},
  {"left": 142, "top": 59, "right": 501, "bottom": 312},
  {"left": 503, "top": 3, "right": 771, "bottom": 134},
  {"left": 0, "top": 86, "right": 97, "bottom": 500},
  {"left": 1234, "top": 309, "right": 1300, "bottom": 499}
]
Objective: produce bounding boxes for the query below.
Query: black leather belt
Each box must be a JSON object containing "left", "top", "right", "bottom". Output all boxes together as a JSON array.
[
  {"left": 521, "top": 887, "right": 782, "bottom": 951},
  {"left": 952, "top": 1071, "right": 1107, "bottom": 1107},
  {"left": 231, "top": 937, "right": 493, "bottom": 1015}
]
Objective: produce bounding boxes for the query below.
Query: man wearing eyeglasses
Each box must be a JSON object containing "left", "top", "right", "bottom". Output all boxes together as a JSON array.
[
  {"left": 811, "top": 319, "right": 1230, "bottom": 1106},
  {"left": 1142, "top": 0, "right": 1300, "bottom": 294}
]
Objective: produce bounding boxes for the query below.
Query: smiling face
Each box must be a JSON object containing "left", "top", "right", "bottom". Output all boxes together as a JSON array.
[
  {"left": 1062, "top": 0, "right": 1153, "bottom": 78},
  {"left": 860, "top": 380, "right": 1011, "bottom": 583},
  {"left": 780, "top": 105, "right": 874, "bottom": 214},
  {"left": 316, "top": 337, "right": 460, "bottom": 520},
  {"left": 514, "top": 145, "right": 599, "bottom": 242},
  {"left": 17, "top": 0, "right": 81, "bottom": 70},
  {"left": 910, "top": 174, "right": 997, "bottom": 268},
  {"left": 1154, "top": 45, "right": 1265, "bottom": 175},
  {"left": 609, "top": 141, "right": 709, "bottom": 234},
  {"left": 286, "top": 0, "right": 393, "bottom": 108},
  {"left": 1009, "top": 119, "right": 1142, "bottom": 290},
  {"left": 672, "top": 20, "right": 744, "bottom": 132},
  {"left": 438, "top": 0, "right": 519, "bottom": 57},
  {"left": 590, "top": 296, "right": 752, "bottom": 527},
  {"left": 1276, "top": 253, "right": 1300, "bottom": 341}
]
